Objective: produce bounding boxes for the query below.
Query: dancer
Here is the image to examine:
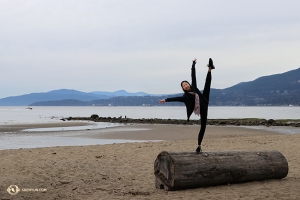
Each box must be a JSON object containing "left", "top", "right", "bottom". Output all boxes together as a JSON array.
[{"left": 159, "top": 58, "right": 215, "bottom": 153}]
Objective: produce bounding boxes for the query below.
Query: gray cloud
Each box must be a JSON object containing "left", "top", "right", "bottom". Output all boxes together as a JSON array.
[{"left": 1, "top": 0, "right": 299, "bottom": 98}]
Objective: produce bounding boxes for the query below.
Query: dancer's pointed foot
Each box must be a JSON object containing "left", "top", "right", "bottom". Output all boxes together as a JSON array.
[
  {"left": 196, "top": 145, "right": 202, "bottom": 154},
  {"left": 208, "top": 58, "right": 215, "bottom": 69}
]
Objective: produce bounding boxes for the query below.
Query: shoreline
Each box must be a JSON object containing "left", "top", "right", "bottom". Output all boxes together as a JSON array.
[
  {"left": 1, "top": 115, "right": 299, "bottom": 134},
  {"left": 0, "top": 121, "right": 299, "bottom": 151},
  {"left": 1, "top": 120, "right": 300, "bottom": 136},
  {"left": 0, "top": 121, "right": 96, "bottom": 133}
]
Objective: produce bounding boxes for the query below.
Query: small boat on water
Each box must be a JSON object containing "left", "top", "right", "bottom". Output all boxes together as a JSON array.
[{"left": 26, "top": 107, "right": 33, "bottom": 110}]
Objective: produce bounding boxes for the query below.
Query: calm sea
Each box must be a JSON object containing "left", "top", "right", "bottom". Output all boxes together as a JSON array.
[
  {"left": 0, "top": 106, "right": 299, "bottom": 125},
  {"left": 0, "top": 106, "right": 299, "bottom": 150}
]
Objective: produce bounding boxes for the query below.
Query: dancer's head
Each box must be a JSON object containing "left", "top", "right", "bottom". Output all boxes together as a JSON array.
[{"left": 181, "top": 81, "right": 191, "bottom": 92}]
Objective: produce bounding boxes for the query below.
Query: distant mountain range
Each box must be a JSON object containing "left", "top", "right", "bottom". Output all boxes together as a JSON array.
[
  {"left": 209, "top": 67, "right": 300, "bottom": 106},
  {"left": 0, "top": 89, "right": 158, "bottom": 106},
  {"left": 0, "top": 68, "right": 299, "bottom": 106}
]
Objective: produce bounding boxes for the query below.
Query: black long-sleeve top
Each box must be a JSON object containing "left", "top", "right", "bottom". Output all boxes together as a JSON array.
[{"left": 165, "top": 61, "right": 208, "bottom": 121}]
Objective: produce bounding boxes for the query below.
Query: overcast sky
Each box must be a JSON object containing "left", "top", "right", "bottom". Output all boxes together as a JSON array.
[{"left": 1, "top": 0, "right": 299, "bottom": 98}]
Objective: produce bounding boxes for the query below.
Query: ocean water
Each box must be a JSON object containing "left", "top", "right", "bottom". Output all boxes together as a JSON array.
[
  {"left": 0, "top": 131, "right": 155, "bottom": 150},
  {"left": 0, "top": 106, "right": 299, "bottom": 125}
]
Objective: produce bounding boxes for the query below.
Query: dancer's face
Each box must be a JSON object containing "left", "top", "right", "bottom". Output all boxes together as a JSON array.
[{"left": 181, "top": 81, "right": 191, "bottom": 91}]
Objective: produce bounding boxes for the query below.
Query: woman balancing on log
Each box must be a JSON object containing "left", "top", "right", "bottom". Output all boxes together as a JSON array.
[{"left": 159, "top": 58, "right": 215, "bottom": 153}]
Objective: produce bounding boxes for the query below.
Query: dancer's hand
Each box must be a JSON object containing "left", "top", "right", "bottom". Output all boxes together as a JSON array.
[
  {"left": 193, "top": 58, "right": 197, "bottom": 63},
  {"left": 159, "top": 99, "right": 166, "bottom": 104}
]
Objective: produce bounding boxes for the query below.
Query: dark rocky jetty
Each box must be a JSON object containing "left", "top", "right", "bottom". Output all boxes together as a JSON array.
[{"left": 62, "top": 115, "right": 300, "bottom": 127}]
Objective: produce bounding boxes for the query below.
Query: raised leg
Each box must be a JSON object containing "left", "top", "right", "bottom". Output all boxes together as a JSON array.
[{"left": 202, "top": 71, "right": 211, "bottom": 103}]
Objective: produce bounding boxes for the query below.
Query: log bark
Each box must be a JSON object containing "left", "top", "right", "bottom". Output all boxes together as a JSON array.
[{"left": 154, "top": 150, "right": 288, "bottom": 190}]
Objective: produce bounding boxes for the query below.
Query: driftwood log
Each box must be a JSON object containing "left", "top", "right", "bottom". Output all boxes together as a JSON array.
[{"left": 154, "top": 150, "right": 288, "bottom": 190}]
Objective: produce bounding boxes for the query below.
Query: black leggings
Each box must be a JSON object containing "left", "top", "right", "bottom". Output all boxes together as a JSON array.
[{"left": 198, "top": 71, "right": 211, "bottom": 145}]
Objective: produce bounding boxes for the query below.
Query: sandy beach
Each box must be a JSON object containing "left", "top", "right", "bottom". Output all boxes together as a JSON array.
[{"left": 1, "top": 123, "right": 300, "bottom": 199}]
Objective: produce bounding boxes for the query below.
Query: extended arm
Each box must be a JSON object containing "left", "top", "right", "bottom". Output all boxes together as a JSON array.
[
  {"left": 159, "top": 96, "right": 185, "bottom": 104},
  {"left": 191, "top": 58, "right": 197, "bottom": 90}
]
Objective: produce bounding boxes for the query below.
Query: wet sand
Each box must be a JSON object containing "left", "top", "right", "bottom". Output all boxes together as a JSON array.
[
  {"left": 0, "top": 123, "right": 300, "bottom": 199},
  {"left": 0, "top": 121, "right": 92, "bottom": 133}
]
